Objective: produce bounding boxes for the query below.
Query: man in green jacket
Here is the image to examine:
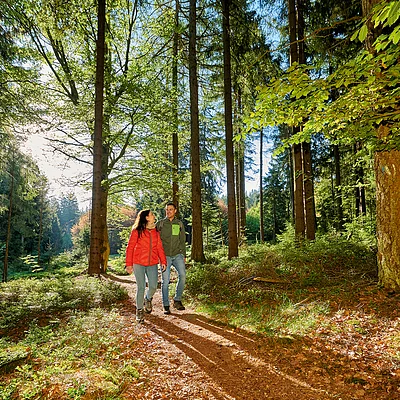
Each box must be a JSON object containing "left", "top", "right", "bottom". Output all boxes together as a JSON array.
[{"left": 156, "top": 202, "right": 186, "bottom": 314}]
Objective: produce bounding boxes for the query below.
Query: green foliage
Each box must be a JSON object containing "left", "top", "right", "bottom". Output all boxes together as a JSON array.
[
  {"left": 0, "top": 309, "right": 140, "bottom": 399},
  {"left": 245, "top": 206, "right": 260, "bottom": 243},
  {"left": 246, "top": 2, "right": 400, "bottom": 152},
  {"left": 187, "top": 236, "right": 377, "bottom": 334},
  {"left": 0, "top": 275, "right": 127, "bottom": 331},
  {"left": 108, "top": 254, "right": 128, "bottom": 275},
  {"left": 343, "top": 216, "right": 376, "bottom": 248}
]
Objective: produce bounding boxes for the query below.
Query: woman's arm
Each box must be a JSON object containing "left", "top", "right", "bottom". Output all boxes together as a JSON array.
[
  {"left": 125, "top": 229, "right": 138, "bottom": 273},
  {"left": 156, "top": 231, "right": 167, "bottom": 270}
]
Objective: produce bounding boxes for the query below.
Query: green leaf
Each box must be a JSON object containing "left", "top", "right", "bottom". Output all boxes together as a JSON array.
[
  {"left": 387, "top": 1, "right": 400, "bottom": 26},
  {"left": 358, "top": 25, "right": 368, "bottom": 42},
  {"left": 351, "top": 29, "right": 360, "bottom": 42},
  {"left": 389, "top": 25, "right": 400, "bottom": 44}
]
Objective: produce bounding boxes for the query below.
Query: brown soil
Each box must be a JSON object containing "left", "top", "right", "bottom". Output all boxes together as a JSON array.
[{"left": 108, "top": 274, "right": 400, "bottom": 400}]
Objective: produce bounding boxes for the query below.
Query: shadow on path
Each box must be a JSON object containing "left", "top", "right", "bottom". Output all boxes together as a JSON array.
[
  {"left": 143, "top": 312, "right": 333, "bottom": 400},
  {"left": 111, "top": 274, "right": 335, "bottom": 400}
]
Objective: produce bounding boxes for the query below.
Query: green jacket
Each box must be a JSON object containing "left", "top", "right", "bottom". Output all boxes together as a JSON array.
[{"left": 156, "top": 217, "right": 186, "bottom": 257}]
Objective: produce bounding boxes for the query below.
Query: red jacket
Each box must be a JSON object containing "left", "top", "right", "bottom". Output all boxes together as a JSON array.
[{"left": 126, "top": 228, "right": 167, "bottom": 267}]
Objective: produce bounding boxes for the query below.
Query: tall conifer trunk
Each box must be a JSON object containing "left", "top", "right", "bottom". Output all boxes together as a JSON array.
[
  {"left": 330, "top": 69, "right": 344, "bottom": 231},
  {"left": 237, "top": 89, "right": 246, "bottom": 243},
  {"left": 259, "top": 129, "right": 264, "bottom": 243},
  {"left": 298, "top": 0, "right": 315, "bottom": 240},
  {"left": 288, "top": 0, "right": 304, "bottom": 241},
  {"left": 172, "top": 0, "right": 179, "bottom": 209},
  {"left": 333, "top": 144, "right": 344, "bottom": 230},
  {"left": 88, "top": 0, "right": 108, "bottom": 275},
  {"left": 3, "top": 163, "right": 14, "bottom": 283},
  {"left": 302, "top": 141, "right": 316, "bottom": 240},
  {"left": 222, "top": 0, "right": 238, "bottom": 258},
  {"left": 354, "top": 142, "right": 367, "bottom": 217},
  {"left": 288, "top": 0, "right": 316, "bottom": 241},
  {"left": 189, "top": 0, "right": 205, "bottom": 262}
]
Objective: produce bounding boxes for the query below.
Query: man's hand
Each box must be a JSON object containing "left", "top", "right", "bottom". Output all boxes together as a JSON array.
[{"left": 125, "top": 265, "right": 133, "bottom": 274}]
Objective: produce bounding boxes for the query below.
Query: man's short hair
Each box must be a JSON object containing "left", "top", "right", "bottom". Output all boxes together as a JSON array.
[{"left": 166, "top": 202, "right": 177, "bottom": 209}]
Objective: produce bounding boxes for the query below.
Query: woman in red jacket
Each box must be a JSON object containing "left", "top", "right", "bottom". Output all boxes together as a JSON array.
[{"left": 126, "top": 209, "right": 167, "bottom": 323}]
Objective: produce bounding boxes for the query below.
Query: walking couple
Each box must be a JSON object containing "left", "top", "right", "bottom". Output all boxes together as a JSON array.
[{"left": 125, "top": 202, "right": 187, "bottom": 323}]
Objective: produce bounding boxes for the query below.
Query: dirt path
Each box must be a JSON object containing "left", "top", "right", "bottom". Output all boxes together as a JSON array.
[{"left": 107, "top": 273, "right": 391, "bottom": 400}]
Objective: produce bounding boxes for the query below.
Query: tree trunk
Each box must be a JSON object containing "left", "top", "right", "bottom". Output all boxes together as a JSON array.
[
  {"left": 283, "top": 126, "right": 294, "bottom": 222},
  {"left": 235, "top": 146, "right": 240, "bottom": 237},
  {"left": 3, "top": 169, "right": 14, "bottom": 283},
  {"left": 302, "top": 141, "right": 316, "bottom": 240},
  {"left": 288, "top": 0, "right": 316, "bottom": 242},
  {"left": 292, "top": 141, "right": 305, "bottom": 241},
  {"left": 354, "top": 142, "right": 366, "bottom": 217},
  {"left": 362, "top": 0, "right": 400, "bottom": 290},
  {"left": 189, "top": 0, "right": 205, "bottom": 262},
  {"left": 298, "top": 0, "right": 316, "bottom": 240},
  {"left": 37, "top": 192, "right": 43, "bottom": 265},
  {"left": 289, "top": 0, "right": 304, "bottom": 241},
  {"left": 235, "top": 88, "right": 246, "bottom": 244},
  {"left": 239, "top": 143, "right": 246, "bottom": 243},
  {"left": 222, "top": 0, "right": 238, "bottom": 259},
  {"left": 234, "top": 142, "right": 246, "bottom": 244},
  {"left": 259, "top": 129, "right": 264, "bottom": 243},
  {"left": 88, "top": 0, "right": 109, "bottom": 275},
  {"left": 333, "top": 144, "right": 344, "bottom": 230},
  {"left": 375, "top": 143, "right": 400, "bottom": 290},
  {"left": 172, "top": 0, "right": 179, "bottom": 209}
]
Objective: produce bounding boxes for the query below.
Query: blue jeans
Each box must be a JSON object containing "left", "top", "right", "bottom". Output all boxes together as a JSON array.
[
  {"left": 161, "top": 254, "right": 186, "bottom": 307},
  {"left": 133, "top": 264, "right": 159, "bottom": 310}
]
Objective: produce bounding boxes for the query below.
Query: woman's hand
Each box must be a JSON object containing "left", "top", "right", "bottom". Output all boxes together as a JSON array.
[
  {"left": 160, "top": 264, "right": 167, "bottom": 272},
  {"left": 125, "top": 265, "right": 133, "bottom": 274}
]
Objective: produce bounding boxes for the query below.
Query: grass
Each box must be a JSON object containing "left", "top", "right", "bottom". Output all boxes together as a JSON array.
[
  {"left": 1, "top": 309, "right": 141, "bottom": 399},
  {"left": 186, "top": 234, "right": 378, "bottom": 335},
  {"left": 0, "top": 275, "right": 127, "bottom": 331},
  {"left": 0, "top": 272, "right": 135, "bottom": 400}
]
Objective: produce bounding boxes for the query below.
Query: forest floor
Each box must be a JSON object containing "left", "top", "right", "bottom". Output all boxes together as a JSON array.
[{"left": 105, "top": 273, "right": 400, "bottom": 400}]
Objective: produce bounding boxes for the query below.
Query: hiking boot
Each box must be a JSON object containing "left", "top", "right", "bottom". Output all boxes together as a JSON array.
[
  {"left": 173, "top": 300, "right": 185, "bottom": 311},
  {"left": 144, "top": 297, "right": 153, "bottom": 314},
  {"left": 136, "top": 308, "right": 144, "bottom": 323},
  {"left": 163, "top": 306, "right": 171, "bottom": 315}
]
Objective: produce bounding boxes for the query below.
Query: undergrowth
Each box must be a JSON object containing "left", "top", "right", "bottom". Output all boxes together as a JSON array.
[
  {"left": 0, "top": 273, "right": 134, "bottom": 400},
  {"left": 186, "top": 234, "right": 377, "bottom": 336},
  {"left": 0, "top": 276, "right": 127, "bottom": 332},
  {"left": 0, "top": 309, "right": 141, "bottom": 399}
]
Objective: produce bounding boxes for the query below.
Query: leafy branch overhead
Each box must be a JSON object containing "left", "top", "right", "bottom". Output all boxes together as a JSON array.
[{"left": 246, "top": 0, "right": 400, "bottom": 153}]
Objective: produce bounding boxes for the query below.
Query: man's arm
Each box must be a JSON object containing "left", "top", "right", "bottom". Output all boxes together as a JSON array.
[{"left": 179, "top": 221, "right": 187, "bottom": 258}]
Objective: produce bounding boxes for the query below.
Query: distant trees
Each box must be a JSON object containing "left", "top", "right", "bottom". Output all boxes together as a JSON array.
[
  {"left": 57, "top": 194, "right": 80, "bottom": 250},
  {"left": 0, "top": 140, "right": 82, "bottom": 281},
  {"left": 1, "top": 145, "right": 52, "bottom": 280}
]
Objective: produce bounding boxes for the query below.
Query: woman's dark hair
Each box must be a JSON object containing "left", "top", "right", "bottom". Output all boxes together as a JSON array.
[{"left": 133, "top": 209, "right": 150, "bottom": 238}]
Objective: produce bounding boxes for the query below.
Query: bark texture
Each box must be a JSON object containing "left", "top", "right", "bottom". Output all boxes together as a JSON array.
[
  {"left": 375, "top": 140, "right": 400, "bottom": 290},
  {"left": 88, "top": 0, "right": 109, "bottom": 275},
  {"left": 222, "top": 0, "right": 238, "bottom": 259},
  {"left": 189, "top": 0, "right": 205, "bottom": 262},
  {"left": 172, "top": 0, "right": 179, "bottom": 209},
  {"left": 362, "top": 0, "right": 399, "bottom": 290}
]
